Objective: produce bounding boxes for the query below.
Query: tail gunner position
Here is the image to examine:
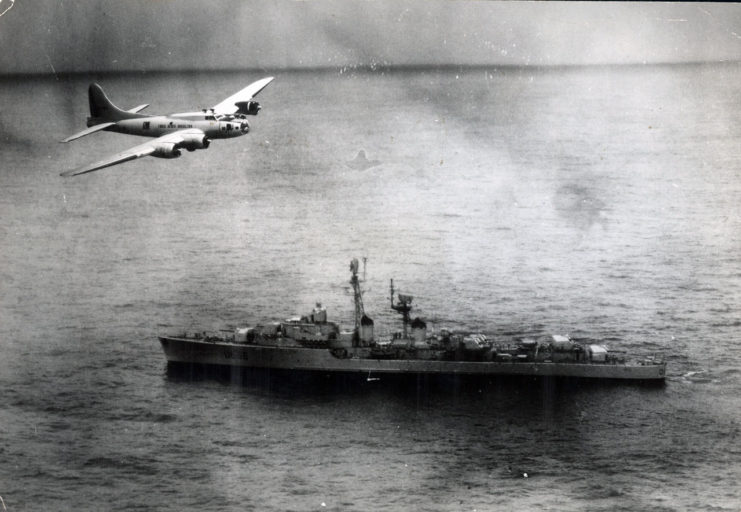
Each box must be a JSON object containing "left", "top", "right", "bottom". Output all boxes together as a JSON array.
[{"left": 60, "top": 77, "right": 274, "bottom": 176}]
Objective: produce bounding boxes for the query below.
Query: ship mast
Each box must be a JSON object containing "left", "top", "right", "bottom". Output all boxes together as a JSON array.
[
  {"left": 350, "top": 258, "right": 364, "bottom": 344},
  {"left": 390, "top": 279, "right": 413, "bottom": 339}
]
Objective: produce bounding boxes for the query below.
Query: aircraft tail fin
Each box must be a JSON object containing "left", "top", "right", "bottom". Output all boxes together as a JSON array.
[{"left": 87, "top": 84, "right": 142, "bottom": 125}]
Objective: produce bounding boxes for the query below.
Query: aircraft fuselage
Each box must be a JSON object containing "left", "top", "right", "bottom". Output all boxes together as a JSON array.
[{"left": 91, "top": 113, "right": 249, "bottom": 140}]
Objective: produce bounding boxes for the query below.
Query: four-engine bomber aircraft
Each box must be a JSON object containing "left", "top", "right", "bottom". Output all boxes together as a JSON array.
[{"left": 60, "top": 77, "right": 274, "bottom": 176}]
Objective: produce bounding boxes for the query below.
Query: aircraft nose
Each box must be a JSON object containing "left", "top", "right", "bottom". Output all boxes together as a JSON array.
[{"left": 241, "top": 121, "right": 250, "bottom": 134}]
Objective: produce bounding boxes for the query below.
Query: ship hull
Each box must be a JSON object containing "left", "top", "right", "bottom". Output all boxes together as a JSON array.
[{"left": 159, "top": 336, "right": 666, "bottom": 381}]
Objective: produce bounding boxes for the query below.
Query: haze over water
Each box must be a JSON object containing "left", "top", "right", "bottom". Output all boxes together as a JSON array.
[{"left": 0, "top": 64, "right": 740, "bottom": 510}]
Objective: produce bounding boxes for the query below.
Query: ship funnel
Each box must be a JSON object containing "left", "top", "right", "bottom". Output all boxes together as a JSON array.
[
  {"left": 411, "top": 317, "right": 427, "bottom": 343},
  {"left": 360, "top": 314, "right": 374, "bottom": 344}
]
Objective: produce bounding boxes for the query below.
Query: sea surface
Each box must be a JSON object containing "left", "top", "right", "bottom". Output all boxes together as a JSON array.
[{"left": 0, "top": 64, "right": 739, "bottom": 511}]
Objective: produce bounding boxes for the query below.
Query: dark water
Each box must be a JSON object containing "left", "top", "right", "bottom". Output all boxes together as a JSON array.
[{"left": 0, "top": 65, "right": 739, "bottom": 511}]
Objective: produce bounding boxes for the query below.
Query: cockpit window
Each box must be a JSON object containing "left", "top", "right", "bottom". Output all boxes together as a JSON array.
[{"left": 206, "top": 116, "right": 216, "bottom": 121}]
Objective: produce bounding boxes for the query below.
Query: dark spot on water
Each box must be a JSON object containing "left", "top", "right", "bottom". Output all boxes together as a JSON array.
[
  {"left": 115, "top": 410, "right": 178, "bottom": 423},
  {"left": 212, "top": 439, "right": 244, "bottom": 447},
  {"left": 83, "top": 456, "right": 159, "bottom": 475},
  {"left": 553, "top": 183, "right": 608, "bottom": 229},
  {"left": 0, "top": 119, "right": 34, "bottom": 149},
  {"left": 46, "top": 420, "right": 71, "bottom": 432},
  {"left": 236, "top": 454, "right": 259, "bottom": 463},
  {"left": 710, "top": 320, "right": 741, "bottom": 328}
]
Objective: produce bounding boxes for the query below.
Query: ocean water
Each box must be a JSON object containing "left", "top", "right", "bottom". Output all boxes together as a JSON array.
[{"left": 0, "top": 64, "right": 739, "bottom": 511}]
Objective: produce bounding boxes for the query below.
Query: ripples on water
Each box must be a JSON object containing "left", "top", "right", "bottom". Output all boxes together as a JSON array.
[{"left": 0, "top": 65, "right": 739, "bottom": 510}]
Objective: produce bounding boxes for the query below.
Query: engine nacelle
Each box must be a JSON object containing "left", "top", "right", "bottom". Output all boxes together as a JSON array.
[
  {"left": 234, "top": 100, "right": 261, "bottom": 116},
  {"left": 152, "top": 142, "right": 182, "bottom": 159},
  {"left": 178, "top": 133, "right": 211, "bottom": 152}
]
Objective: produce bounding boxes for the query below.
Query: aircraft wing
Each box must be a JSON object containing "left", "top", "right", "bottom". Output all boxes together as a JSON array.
[
  {"left": 211, "top": 77, "right": 274, "bottom": 116},
  {"left": 60, "top": 130, "right": 197, "bottom": 177},
  {"left": 61, "top": 122, "right": 117, "bottom": 143}
]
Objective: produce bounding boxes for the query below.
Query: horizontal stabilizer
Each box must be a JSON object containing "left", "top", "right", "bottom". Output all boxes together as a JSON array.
[
  {"left": 60, "top": 122, "right": 116, "bottom": 143},
  {"left": 127, "top": 104, "right": 149, "bottom": 114}
]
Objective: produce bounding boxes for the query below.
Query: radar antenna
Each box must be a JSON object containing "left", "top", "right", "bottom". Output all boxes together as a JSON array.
[{"left": 390, "top": 279, "right": 413, "bottom": 339}]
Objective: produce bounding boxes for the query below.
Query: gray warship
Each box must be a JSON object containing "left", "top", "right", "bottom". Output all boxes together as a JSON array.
[{"left": 159, "top": 259, "right": 666, "bottom": 381}]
